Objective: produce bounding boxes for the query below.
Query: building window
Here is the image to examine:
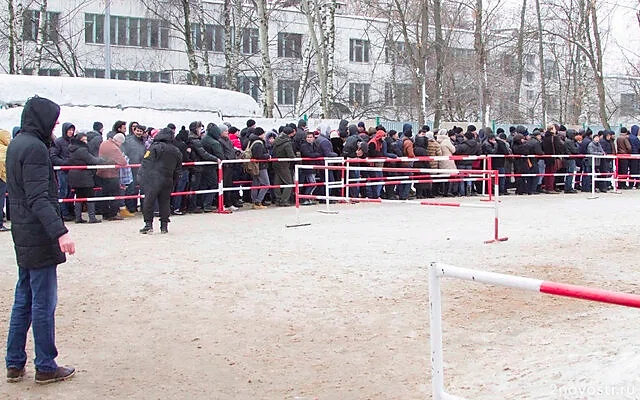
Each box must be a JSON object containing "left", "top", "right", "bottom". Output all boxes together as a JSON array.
[
  {"left": 349, "top": 83, "right": 370, "bottom": 106},
  {"left": 87, "top": 14, "right": 168, "bottom": 49},
  {"left": 526, "top": 90, "right": 535, "bottom": 102},
  {"left": 240, "top": 28, "right": 259, "bottom": 55},
  {"left": 544, "top": 59, "right": 557, "bottom": 81},
  {"left": 238, "top": 76, "right": 260, "bottom": 101},
  {"left": 278, "top": 33, "right": 302, "bottom": 59},
  {"left": 277, "top": 80, "right": 299, "bottom": 105},
  {"left": 384, "top": 83, "right": 413, "bottom": 106},
  {"left": 85, "top": 13, "right": 105, "bottom": 44},
  {"left": 448, "top": 47, "right": 475, "bottom": 59},
  {"left": 23, "top": 10, "right": 59, "bottom": 43},
  {"left": 22, "top": 68, "right": 61, "bottom": 76},
  {"left": 197, "top": 74, "right": 226, "bottom": 88},
  {"left": 385, "top": 41, "right": 410, "bottom": 65},
  {"left": 621, "top": 93, "right": 639, "bottom": 115},
  {"left": 525, "top": 71, "right": 534, "bottom": 84},
  {"left": 525, "top": 53, "right": 536, "bottom": 65},
  {"left": 349, "top": 39, "right": 370, "bottom": 63},
  {"left": 191, "top": 24, "right": 225, "bottom": 52},
  {"left": 86, "top": 68, "right": 169, "bottom": 83}
]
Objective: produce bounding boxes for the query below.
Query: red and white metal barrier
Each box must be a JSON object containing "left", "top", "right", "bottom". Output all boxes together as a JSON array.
[
  {"left": 429, "top": 262, "right": 640, "bottom": 400},
  {"left": 290, "top": 164, "right": 507, "bottom": 243}
]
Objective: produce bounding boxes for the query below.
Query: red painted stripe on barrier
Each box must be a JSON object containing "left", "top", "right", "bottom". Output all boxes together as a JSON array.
[
  {"left": 539, "top": 281, "right": 640, "bottom": 308},
  {"left": 420, "top": 201, "right": 461, "bottom": 207}
]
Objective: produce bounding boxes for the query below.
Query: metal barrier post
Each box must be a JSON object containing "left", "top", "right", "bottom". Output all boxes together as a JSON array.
[
  {"left": 216, "top": 161, "right": 231, "bottom": 214},
  {"left": 318, "top": 159, "right": 338, "bottom": 214},
  {"left": 429, "top": 263, "right": 445, "bottom": 400},
  {"left": 588, "top": 155, "right": 598, "bottom": 200},
  {"left": 286, "top": 164, "right": 310, "bottom": 228}
]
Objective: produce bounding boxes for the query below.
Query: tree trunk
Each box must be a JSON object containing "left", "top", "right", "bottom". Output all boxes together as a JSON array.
[
  {"left": 474, "top": 0, "right": 489, "bottom": 126},
  {"left": 433, "top": 0, "right": 444, "bottom": 128},
  {"left": 513, "top": 0, "right": 527, "bottom": 122},
  {"left": 295, "top": 37, "right": 313, "bottom": 117},
  {"left": 34, "top": 0, "right": 48, "bottom": 75},
  {"left": 8, "top": 0, "right": 17, "bottom": 74},
  {"left": 588, "top": 0, "right": 609, "bottom": 129},
  {"left": 197, "top": 0, "right": 212, "bottom": 86},
  {"left": 302, "top": 0, "right": 328, "bottom": 117},
  {"left": 255, "top": 0, "right": 274, "bottom": 117},
  {"left": 223, "top": 0, "right": 238, "bottom": 90},
  {"left": 534, "top": 0, "right": 547, "bottom": 126},
  {"left": 181, "top": 0, "right": 199, "bottom": 85},
  {"left": 323, "top": 0, "right": 336, "bottom": 116}
]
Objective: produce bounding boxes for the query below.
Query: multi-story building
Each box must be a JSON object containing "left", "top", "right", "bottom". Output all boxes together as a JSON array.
[{"left": 1, "top": 0, "right": 637, "bottom": 126}]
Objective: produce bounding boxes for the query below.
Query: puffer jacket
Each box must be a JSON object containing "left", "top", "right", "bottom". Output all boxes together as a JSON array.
[
  {"left": 5, "top": 96, "right": 68, "bottom": 269},
  {"left": 426, "top": 137, "right": 443, "bottom": 168},
  {"left": 0, "top": 129, "right": 10, "bottom": 181},
  {"left": 49, "top": 122, "right": 75, "bottom": 166},
  {"left": 437, "top": 135, "right": 457, "bottom": 170},
  {"left": 137, "top": 128, "right": 183, "bottom": 189},
  {"left": 121, "top": 134, "right": 147, "bottom": 165}
]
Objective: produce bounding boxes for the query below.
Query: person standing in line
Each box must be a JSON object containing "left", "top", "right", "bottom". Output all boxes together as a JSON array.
[
  {"left": 0, "top": 129, "right": 10, "bottom": 231},
  {"left": 49, "top": 122, "right": 76, "bottom": 221},
  {"left": 5, "top": 96, "right": 76, "bottom": 385},
  {"left": 137, "top": 128, "right": 182, "bottom": 234}
]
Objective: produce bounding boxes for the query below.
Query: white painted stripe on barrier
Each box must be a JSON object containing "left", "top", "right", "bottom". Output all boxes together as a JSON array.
[{"left": 433, "top": 264, "right": 544, "bottom": 292}]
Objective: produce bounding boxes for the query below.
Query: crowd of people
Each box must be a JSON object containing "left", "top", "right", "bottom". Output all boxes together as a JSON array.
[{"left": 2, "top": 116, "right": 639, "bottom": 234}]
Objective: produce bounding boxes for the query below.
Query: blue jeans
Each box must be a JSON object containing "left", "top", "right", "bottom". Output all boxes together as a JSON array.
[
  {"left": 172, "top": 170, "right": 189, "bottom": 211},
  {"left": 56, "top": 171, "right": 71, "bottom": 217},
  {"left": 348, "top": 169, "right": 361, "bottom": 198},
  {"left": 564, "top": 160, "right": 576, "bottom": 191},
  {"left": 497, "top": 167, "right": 506, "bottom": 194},
  {"left": 458, "top": 164, "right": 472, "bottom": 195},
  {"left": 0, "top": 178, "right": 6, "bottom": 223},
  {"left": 6, "top": 265, "right": 58, "bottom": 373},
  {"left": 366, "top": 171, "right": 383, "bottom": 199},
  {"left": 124, "top": 169, "right": 141, "bottom": 212}
]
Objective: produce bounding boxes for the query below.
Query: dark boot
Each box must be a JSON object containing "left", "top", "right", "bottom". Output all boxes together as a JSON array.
[
  {"left": 74, "top": 202, "right": 86, "bottom": 223},
  {"left": 87, "top": 202, "right": 100, "bottom": 223},
  {"left": 160, "top": 221, "right": 168, "bottom": 234},
  {"left": 139, "top": 222, "right": 153, "bottom": 234}
]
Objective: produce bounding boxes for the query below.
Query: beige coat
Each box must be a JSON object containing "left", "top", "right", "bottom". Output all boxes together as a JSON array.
[
  {"left": 437, "top": 135, "right": 457, "bottom": 171},
  {"left": 0, "top": 129, "right": 10, "bottom": 182}
]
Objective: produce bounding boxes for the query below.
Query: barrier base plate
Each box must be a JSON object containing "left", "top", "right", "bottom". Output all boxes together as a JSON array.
[
  {"left": 484, "top": 237, "right": 509, "bottom": 244},
  {"left": 286, "top": 222, "right": 312, "bottom": 228},
  {"left": 317, "top": 210, "right": 339, "bottom": 214}
]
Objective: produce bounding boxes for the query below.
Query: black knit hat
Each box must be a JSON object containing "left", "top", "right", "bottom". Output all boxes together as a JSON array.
[{"left": 93, "top": 121, "right": 103, "bottom": 131}]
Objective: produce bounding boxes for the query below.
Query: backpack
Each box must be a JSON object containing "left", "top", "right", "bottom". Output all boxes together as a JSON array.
[{"left": 242, "top": 140, "right": 260, "bottom": 176}]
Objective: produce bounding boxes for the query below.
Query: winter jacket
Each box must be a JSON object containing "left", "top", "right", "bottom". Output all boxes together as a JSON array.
[
  {"left": 493, "top": 139, "right": 512, "bottom": 169},
  {"left": 240, "top": 127, "right": 254, "bottom": 150},
  {"left": 49, "top": 122, "right": 75, "bottom": 166},
  {"left": 174, "top": 131, "right": 191, "bottom": 165},
  {"left": 247, "top": 134, "right": 270, "bottom": 170},
  {"left": 5, "top": 97, "right": 68, "bottom": 269},
  {"left": 437, "top": 135, "right": 457, "bottom": 170},
  {"left": 455, "top": 138, "right": 480, "bottom": 166},
  {"left": 426, "top": 137, "right": 443, "bottom": 168},
  {"left": 137, "top": 128, "right": 182, "bottom": 190},
  {"left": 527, "top": 136, "right": 544, "bottom": 157},
  {"left": 300, "top": 140, "right": 322, "bottom": 175},
  {"left": 600, "top": 138, "right": 614, "bottom": 155},
  {"left": 220, "top": 136, "right": 237, "bottom": 160},
  {"left": 316, "top": 134, "right": 338, "bottom": 157},
  {"left": 413, "top": 137, "right": 429, "bottom": 169},
  {"left": 616, "top": 135, "right": 632, "bottom": 154},
  {"left": 187, "top": 133, "right": 218, "bottom": 174},
  {"left": 586, "top": 140, "right": 605, "bottom": 167},
  {"left": 563, "top": 138, "right": 580, "bottom": 168},
  {"left": 402, "top": 137, "right": 415, "bottom": 158},
  {"left": 511, "top": 138, "right": 530, "bottom": 173},
  {"left": 579, "top": 137, "right": 592, "bottom": 155},
  {"left": 202, "top": 125, "right": 225, "bottom": 160},
  {"left": 0, "top": 129, "right": 10, "bottom": 182},
  {"left": 86, "top": 130, "right": 103, "bottom": 157},
  {"left": 343, "top": 135, "right": 362, "bottom": 158},
  {"left": 97, "top": 139, "right": 127, "bottom": 179},
  {"left": 67, "top": 139, "right": 105, "bottom": 188},
  {"left": 630, "top": 126, "right": 640, "bottom": 154},
  {"left": 273, "top": 134, "right": 296, "bottom": 167},
  {"left": 121, "top": 134, "right": 147, "bottom": 165}
]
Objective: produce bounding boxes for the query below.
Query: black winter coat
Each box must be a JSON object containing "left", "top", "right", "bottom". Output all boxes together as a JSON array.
[
  {"left": 50, "top": 123, "right": 74, "bottom": 166},
  {"left": 6, "top": 97, "right": 68, "bottom": 269},
  {"left": 68, "top": 139, "right": 104, "bottom": 188},
  {"left": 122, "top": 134, "right": 147, "bottom": 165},
  {"left": 187, "top": 133, "right": 218, "bottom": 173},
  {"left": 248, "top": 135, "right": 270, "bottom": 170},
  {"left": 87, "top": 130, "right": 103, "bottom": 156},
  {"left": 455, "top": 139, "right": 480, "bottom": 166},
  {"left": 138, "top": 129, "right": 182, "bottom": 190}
]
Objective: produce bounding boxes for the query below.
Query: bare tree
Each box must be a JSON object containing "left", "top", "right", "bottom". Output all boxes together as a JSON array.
[
  {"left": 534, "top": 0, "right": 547, "bottom": 126},
  {"left": 432, "top": 0, "right": 445, "bottom": 127},
  {"left": 513, "top": 0, "right": 527, "bottom": 122},
  {"left": 33, "top": 0, "right": 48, "bottom": 74},
  {"left": 252, "top": 0, "right": 274, "bottom": 117}
]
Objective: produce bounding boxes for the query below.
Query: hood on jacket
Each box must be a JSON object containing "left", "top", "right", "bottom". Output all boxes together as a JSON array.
[
  {"left": 0, "top": 129, "right": 10, "bottom": 146},
  {"left": 274, "top": 133, "right": 291, "bottom": 148},
  {"left": 20, "top": 96, "right": 60, "bottom": 147},
  {"left": 318, "top": 122, "right": 331, "bottom": 138},
  {"left": 298, "top": 119, "right": 307, "bottom": 129},
  {"left": 348, "top": 124, "right": 358, "bottom": 136},
  {"left": 402, "top": 123, "right": 413, "bottom": 138},
  {"left": 339, "top": 119, "right": 349, "bottom": 134},
  {"left": 154, "top": 128, "right": 175, "bottom": 143},
  {"left": 414, "top": 136, "right": 428, "bottom": 149},
  {"left": 61, "top": 122, "right": 76, "bottom": 139},
  {"left": 176, "top": 129, "right": 189, "bottom": 143},
  {"left": 12, "top": 127, "right": 20, "bottom": 138},
  {"left": 69, "top": 136, "right": 88, "bottom": 150},
  {"left": 206, "top": 124, "right": 221, "bottom": 140},
  {"left": 631, "top": 125, "right": 639, "bottom": 136}
]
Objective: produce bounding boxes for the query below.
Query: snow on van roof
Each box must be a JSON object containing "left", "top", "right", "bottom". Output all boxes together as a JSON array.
[{"left": 0, "top": 74, "right": 261, "bottom": 117}]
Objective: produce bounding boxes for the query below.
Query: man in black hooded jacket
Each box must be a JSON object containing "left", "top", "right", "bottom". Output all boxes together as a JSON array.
[
  {"left": 137, "top": 128, "right": 182, "bottom": 234},
  {"left": 5, "top": 96, "right": 76, "bottom": 384}
]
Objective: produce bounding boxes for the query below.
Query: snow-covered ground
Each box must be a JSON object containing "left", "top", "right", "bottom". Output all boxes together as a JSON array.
[{"left": 0, "top": 191, "right": 638, "bottom": 399}]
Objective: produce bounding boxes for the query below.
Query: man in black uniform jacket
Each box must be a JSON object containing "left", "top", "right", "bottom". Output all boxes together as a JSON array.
[{"left": 137, "top": 128, "right": 182, "bottom": 234}]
